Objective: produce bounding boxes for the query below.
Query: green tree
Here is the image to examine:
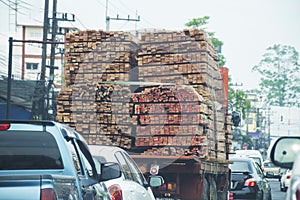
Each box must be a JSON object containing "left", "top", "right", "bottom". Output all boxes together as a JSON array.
[
  {"left": 228, "top": 76, "right": 251, "bottom": 119},
  {"left": 185, "top": 16, "right": 210, "bottom": 29},
  {"left": 185, "top": 16, "right": 226, "bottom": 66},
  {"left": 252, "top": 44, "right": 300, "bottom": 107}
]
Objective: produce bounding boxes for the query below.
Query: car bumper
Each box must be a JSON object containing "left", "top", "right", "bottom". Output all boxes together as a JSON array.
[
  {"left": 264, "top": 171, "right": 281, "bottom": 178},
  {"left": 231, "top": 188, "right": 262, "bottom": 199}
]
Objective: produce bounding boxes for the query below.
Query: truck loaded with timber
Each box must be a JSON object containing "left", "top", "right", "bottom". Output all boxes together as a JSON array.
[{"left": 56, "top": 29, "right": 233, "bottom": 200}]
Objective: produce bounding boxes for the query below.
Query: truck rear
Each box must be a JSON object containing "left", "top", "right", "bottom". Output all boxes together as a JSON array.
[
  {"left": 131, "top": 155, "right": 230, "bottom": 200},
  {"left": 0, "top": 174, "right": 78, "bottom": 200},
  {"left": 55, "top": 29, "right": 233, "bottom": 199}
]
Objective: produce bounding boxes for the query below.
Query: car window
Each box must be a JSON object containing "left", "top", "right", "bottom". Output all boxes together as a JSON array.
[
  {"left": 66, "top": 139, "right": 95, "bottom": 178},
  {"left": 115, "top": 151, "right": 134, "bottom": 180},
  {"left": 122, "top": 152, "right": 145, "bottom": 185},
  {"left": 249, "top": 156, "right": 262, "bottom": 166},
  {"left": 66, "top": 139, "right": 83, "bottom": 174},
  {"left": 0, "top": 131, "right": 63, "bottom": 170},
  {"left": 254, "top": 162, "right": 264, "bottom": 177},
  {"left": 115, "top": 151, "right": 144, "bottom": 185},
  {"left": 230, "top": 161, "right": 251, "bottom": 172}
]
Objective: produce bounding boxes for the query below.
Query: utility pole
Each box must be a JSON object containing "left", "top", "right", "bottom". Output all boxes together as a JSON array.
[
  {"left": 46, "top": 8, "right": 75, "bottom": 120},
  {"left": 106, "top": 15, "right": 140, "bottom": 31},
  {"left": 268, "top": 107, "right": 271, "bottom": 146},
  {"left": 46, "top": 0, "right": 58, "bottom": 120},
  {"left": 31, "top": 0, "right": 75, "bottom": 120},
  {"left": 31, "top": 0, "right": 49, "bottom": 120},
  {"left": 105, "top": 0, "right": 140, "bottom": 31},
  {"left": 6, "top": 37, "right": 13, "bottom": 119}
]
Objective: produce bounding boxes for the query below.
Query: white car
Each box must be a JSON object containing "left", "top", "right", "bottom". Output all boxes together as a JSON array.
[
  {"left": 234, "top": 150, "right": 264, "bottom": 170},
  {"left": 280, "top": 169, "right": 292, "bottom": 192},
  {"left": 270, "top": 136, "right": 300, "bottom": 200},
  {"left": 89, "top": 145, "right": 164, "bottom": 200}
]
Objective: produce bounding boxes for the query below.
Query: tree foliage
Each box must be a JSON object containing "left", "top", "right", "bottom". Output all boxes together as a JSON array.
[
  {"left": 185, "top": 16, "right": 210, "bottom": 29},
  {"left": 252, "top": 44, "right": 300, "bottom": 107},
  {"left": 185, "top": 16, "right": 251, "bottom": 116},
  {"left": 185, "top": 16, "right": 226, "bottom": 66},
  {"left": 228, "top": 80, "right": 251, "bottom": 119}
]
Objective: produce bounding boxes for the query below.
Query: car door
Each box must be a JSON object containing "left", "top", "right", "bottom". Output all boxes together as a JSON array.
[
  {"left": 66, "top": 137, "right": 110, "bottom": 200},
  {"left": 115, "top": 151, "right": 155, "bottom": 200},
  {"left": 253, "top": 161, "right": 271, "bottom": 199}
]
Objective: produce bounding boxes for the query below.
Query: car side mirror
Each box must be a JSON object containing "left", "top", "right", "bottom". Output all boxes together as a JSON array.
[
  {"left": 270, "top": 136, "right": 300, "bottom": 169},
  {"left": 148, "top": 175, "right": 164, "bottom": 187},
  {"left": 101, "top": 162, "right": 122, "bottom": 181}
]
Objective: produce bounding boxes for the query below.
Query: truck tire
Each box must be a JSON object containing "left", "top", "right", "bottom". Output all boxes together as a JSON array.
[
  {"left": 217, "top": 175, "right": 229, "bottom": 200},
  {"left": 202, "top": 175, "right": 218, "bottom": 200},
  {"left": 202, "top": 177, "right": 210, "bottom": 200},
  {"left": 217, "top": 191, "right": 227, "bottom": 200},
  {"left": 209, "top": 176, "right": 218, "bottom": 200}
]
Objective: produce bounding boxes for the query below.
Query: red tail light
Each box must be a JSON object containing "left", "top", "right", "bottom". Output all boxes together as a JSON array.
[
  {"left": 244, "top": 178, "right": 257, "bottom": 187},
  {"left": 108, "top": 184, "right": 123, "bottom": 200},
  {"left": 40, "top": 188, "right": 57, "bottom": 200},
  {"left": 229, "top": 192, "right": 234, "bottom": 200},
  {"left": 0, "top": 124, "right": 10, "bottom": 131}
]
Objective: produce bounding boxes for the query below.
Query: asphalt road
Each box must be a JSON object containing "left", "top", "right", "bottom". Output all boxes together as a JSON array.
[{"left": 268, "top": 178, "right": 287, "bottom": 200}]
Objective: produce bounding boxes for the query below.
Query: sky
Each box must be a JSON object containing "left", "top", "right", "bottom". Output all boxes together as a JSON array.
[{"left": 1, "top": 0, "right": 300, "bottom": 90}]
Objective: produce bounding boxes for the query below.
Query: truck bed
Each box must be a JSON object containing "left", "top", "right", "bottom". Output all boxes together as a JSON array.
[{"left": 131, "top": 154, "right": 231, "bottom": 174}]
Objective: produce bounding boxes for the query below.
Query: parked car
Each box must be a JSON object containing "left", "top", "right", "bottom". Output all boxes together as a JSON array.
[
  {"left": 280, "top": 169, "right": 292, "bottom": 192},
  {"left": 229, "top": 157, "right": 272, "bottom": 200},
  {"left": 234, "top": 150, "right": 264, "bottom": 170},
  {"left": 89, "top": 145, "right": 164, "bottom": 200},
  {"left": 0, "top": 120, "right": 118, "bottom": 200},
  {"left": 263, "top": 159, "right": 281, "bottom": 179},
  {"left": 270, "top": 136, "right": 300, "bottom": 200}
]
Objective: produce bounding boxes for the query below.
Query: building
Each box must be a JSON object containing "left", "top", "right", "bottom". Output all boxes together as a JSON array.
[
  {"left": 1, "top": 23, "right": 77, "bottom": 120},
  {"left": 12, "top": 24, "right": 77, "bottom": 85},
  {"left": 269, "top": 106, "right": 300, "bottom": 137}
]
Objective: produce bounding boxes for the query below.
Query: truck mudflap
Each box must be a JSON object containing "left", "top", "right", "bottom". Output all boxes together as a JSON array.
[{"left": 0, "top": 174, "right": 79, "bottom": 200}]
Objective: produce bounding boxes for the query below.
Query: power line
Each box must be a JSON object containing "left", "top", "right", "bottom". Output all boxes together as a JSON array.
[
  {"left": 108, "top": 0, "right": 129, "bottom": 16},
  {"left": 74, "top": 16, "right": 88, "bottom": 29},
  {"left": 0, "top": 0, "right": 15, "bottom": 10},
  {"left": 18, "top": 0, "right": 33, "bottom": 7},
  {"left": 116, "top": 0, "right": 158, "bottom": 29}
]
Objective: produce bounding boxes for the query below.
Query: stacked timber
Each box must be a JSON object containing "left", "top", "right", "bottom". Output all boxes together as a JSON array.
[
  {"left": 136, "top": 29, "right": 228, "bottom": 160},
  {"left": 56, "top": 29, "right": 232, "bottom": 159},
  {"left": 56, "top": 30, "right": 139, "bottom": 148},
  {"left": 64, "top": 30, "right": 139, "bottom": 85},
  {"left": 130, "top": 85, "right": 209, "bottom": 158}
]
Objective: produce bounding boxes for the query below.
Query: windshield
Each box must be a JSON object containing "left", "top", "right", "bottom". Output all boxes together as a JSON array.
[{"left": 230, "top": 161, "right": 252, "bottom": 173}]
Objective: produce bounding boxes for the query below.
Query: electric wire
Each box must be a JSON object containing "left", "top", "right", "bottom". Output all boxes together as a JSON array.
[
  {"left": 0, "top": 0, "right": 14, "bottom": 10},
  {"left": 116, "top": 0, "right": 157, "bottom": 29},
  {"left": 74, "top": 16, "right": 88, "bottom": 30}
]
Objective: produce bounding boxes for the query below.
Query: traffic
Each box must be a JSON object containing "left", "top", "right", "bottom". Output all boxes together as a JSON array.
[{"left": 1, "top": 1, "right": 299, "bottom": 200}]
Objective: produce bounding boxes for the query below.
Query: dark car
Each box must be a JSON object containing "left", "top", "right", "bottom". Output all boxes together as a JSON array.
[{"left": 230, "top": 157, "right": 272, "bottom": 200}]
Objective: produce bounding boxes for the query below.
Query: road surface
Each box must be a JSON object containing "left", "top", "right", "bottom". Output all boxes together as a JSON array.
[{"left": 268, "top": 178, "right": 286, "bottom": 200}]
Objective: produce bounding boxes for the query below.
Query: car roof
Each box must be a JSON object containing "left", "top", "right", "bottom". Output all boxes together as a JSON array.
[
  {"left": 230, "top": 156, "right": 255, "bottom": 163},
  {"left": 88, "top": 145, "right": 126, "bottom": 162},
  {"left": 235, "top": 150, "right": 262, "bottom": 156}
]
